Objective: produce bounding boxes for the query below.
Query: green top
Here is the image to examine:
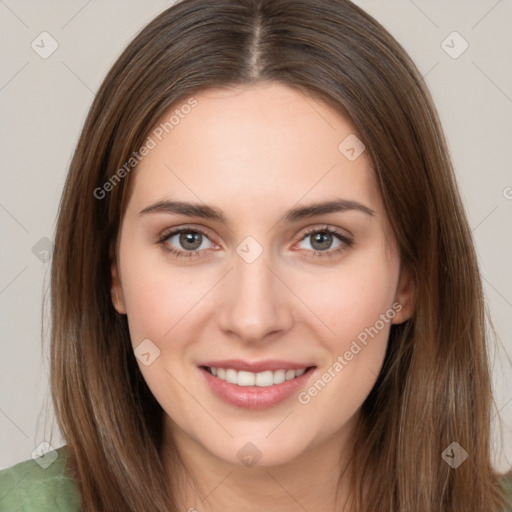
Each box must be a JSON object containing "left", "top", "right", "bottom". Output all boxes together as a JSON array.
[
  {"left": 1, "top": 446, "right": 512, "bottom": 511},
  {"left": 0, "top": 447, "right": 80, "bottom": 511}
]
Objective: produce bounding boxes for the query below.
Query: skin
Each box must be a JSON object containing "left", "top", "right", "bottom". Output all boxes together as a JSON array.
[{"left": 111, "top": 81, "right": 415, "bottom": 511}]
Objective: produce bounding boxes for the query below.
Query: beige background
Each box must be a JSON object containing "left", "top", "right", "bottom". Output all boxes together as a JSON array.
[{"left": 0, "top": 0, "right": 511, "bottom": 470}]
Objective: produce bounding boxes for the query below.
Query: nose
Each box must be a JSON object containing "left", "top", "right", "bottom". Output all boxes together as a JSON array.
[{"left": 216, "top": 250, "right": 293, "bottom": 344}]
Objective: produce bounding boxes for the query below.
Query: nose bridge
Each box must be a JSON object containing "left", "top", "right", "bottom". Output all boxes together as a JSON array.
[{"left": 217, "top": 241, "right": 291, "bottom": 341}]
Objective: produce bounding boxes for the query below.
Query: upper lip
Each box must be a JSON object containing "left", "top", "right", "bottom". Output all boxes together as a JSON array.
[{"left": 199, "top": 359, "right": 315, "bottom": 373}]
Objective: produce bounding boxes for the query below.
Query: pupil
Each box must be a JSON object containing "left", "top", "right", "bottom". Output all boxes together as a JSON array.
[
  {"left": 180, "top": 231, "right": 201, "bottom": 250},
  {"left": 312, "top": 232, "right": 332, "bottom": 251}
]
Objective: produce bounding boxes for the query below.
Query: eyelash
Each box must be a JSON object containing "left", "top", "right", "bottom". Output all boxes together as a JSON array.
[{"left": 156, "top": 224, "right": 353, "bottom": 261}]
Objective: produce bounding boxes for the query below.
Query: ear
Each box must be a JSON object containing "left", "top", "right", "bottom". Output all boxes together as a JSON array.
[
  {"left": 110, "top": 243, "right": 127, "bottom": 315},
  {"left": 391, "top": 265, "right": 416, "bottom": 324}
]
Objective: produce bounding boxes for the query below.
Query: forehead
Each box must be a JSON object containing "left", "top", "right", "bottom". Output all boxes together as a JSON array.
[{"left": 126, "top": 82, "right": 381, "bottom": 218}]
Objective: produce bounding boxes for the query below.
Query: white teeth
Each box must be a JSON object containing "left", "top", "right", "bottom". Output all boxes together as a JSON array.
[
  {"left": 255, "top": 371, "right": 273, "bottom": 387},
  {"left": 273, "top": 369, "right": 286, "bottom": 384},
  {"left": 237, "top": 371, "right": 255, "bottom": 386},
  {"left": 226, "top": 369, "right": 237, "bottom": 384},
  {"left": 207, "top": 366, "right": 309, "bottom": 387}
]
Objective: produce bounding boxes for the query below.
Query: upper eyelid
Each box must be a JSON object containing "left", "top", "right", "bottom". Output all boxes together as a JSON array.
[
  {"left": 158, "top": 224, "right": 215, "bottom": 243},
  {"left": 299, "top": 224, "right": 352, "bottom": 239}
]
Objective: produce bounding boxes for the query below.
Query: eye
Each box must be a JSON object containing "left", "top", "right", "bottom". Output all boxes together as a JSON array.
[
  {"left": 157, "top": 226, "right": 216, "bottom": 259},
  {"left": 156, "top": 224, "right": 353, "bottom": 261},
  {"left": 295, "top": 226, "right": 353, "bottom": 259}
]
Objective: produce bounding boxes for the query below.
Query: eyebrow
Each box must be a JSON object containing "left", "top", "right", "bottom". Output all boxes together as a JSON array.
[{"left": 139, "top": 198, "right": 375, "bottom": 223}]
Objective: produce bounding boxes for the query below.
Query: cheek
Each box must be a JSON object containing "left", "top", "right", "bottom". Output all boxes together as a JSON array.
[
  {"left": 297, "top": 248, "right": 399, "bottom": 348},
  {"left": 304, "top": 268, "right": 398, "bottom": 419},
  {"left": 293, "top": 249, "right": 398, "bottom": 406},
  {"left": 326, "top": 271, "right": 396, "bottom": 343},
  {"left": 120, "top": 243, "right": 209, "bottom": 348},
  {"left": 119, "top": 248, "right": 211, "bottom": 418}
]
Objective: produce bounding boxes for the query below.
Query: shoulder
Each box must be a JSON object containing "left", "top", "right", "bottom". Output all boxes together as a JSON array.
[
  {"left": 501, "top": 470, "right": 512, "bottom": 511},
  {"left": 0, "top": 445, "right": 81, "bottom": 511}
]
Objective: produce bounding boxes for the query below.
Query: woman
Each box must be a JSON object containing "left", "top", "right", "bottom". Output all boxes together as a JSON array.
[{"left": 1, "top": 0, "right": 511, "bottom": 511}]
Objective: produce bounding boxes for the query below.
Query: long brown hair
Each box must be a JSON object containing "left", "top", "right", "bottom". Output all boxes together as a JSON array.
[{"left": 49, "top": 0, "right": 508, "bottom": 510}]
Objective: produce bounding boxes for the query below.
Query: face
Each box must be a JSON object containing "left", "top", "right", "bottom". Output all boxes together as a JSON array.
[{"left": 111, "top": 81, "right": 414, "bottom": 468}]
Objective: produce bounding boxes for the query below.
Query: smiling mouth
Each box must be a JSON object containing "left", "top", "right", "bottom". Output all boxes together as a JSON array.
[{"left": 201, "top": 366, "right": 316, "bottom": 387}]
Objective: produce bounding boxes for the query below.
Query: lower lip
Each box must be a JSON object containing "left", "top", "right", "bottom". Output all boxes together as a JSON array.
[{"left": 199, "top": 366, "right": 316, "bottom": 409}]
